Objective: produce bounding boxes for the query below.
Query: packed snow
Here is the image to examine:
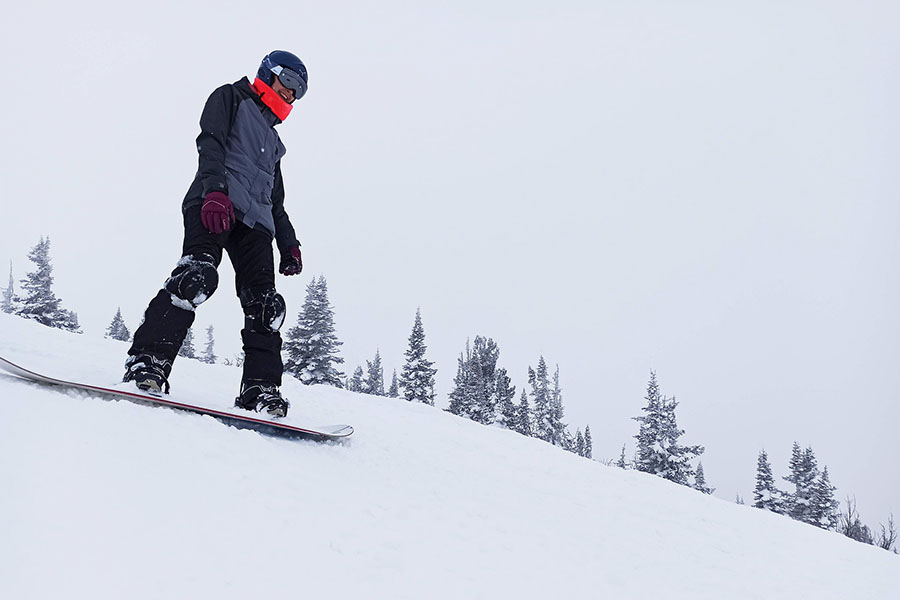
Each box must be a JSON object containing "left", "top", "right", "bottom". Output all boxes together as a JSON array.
[{"left": 1, "top": 314, "right": 897, "bottom": 599}]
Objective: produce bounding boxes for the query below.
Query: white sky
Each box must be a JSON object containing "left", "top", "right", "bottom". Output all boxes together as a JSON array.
[{"left": 1, "top": 1, "right": 897, "bottom": 522}]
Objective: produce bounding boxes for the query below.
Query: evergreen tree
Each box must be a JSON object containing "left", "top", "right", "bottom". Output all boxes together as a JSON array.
[
  {"left": 784, "top": 443, "right": 819, "bottom": 525},
  {"left": 178, "top": 327, "right": 197, "bottom": 358},
  {"left": 753, "top": 449, "right": 786, "bottom": 514},
  {"left": 494, "top": 367, "right": 517, "bottom": 429},
  {"left": 55, "top": 308, "right": 82, "bottom": 333},
  {"left": 616, "top": 444, "right": 628, "bottom": 469},
  {"left": 574, "top": 430, "right": 585, "bottom": 457},
  {"left": 283, "top": 276, "right": 345, "bottom": 386},
  {"left": 694, "top": 462, "right": 714, "bottom": 494},
  {"left": 465, "top": 344, "right": 488, "bottom": 421},
  {"left": 364, "top": 349, "right": 385, "bottom": 396},
  {"left": 388, "top": 369, "right": 399, "bottom": 398},
  {"left": 634, "top": 371, "right": 663, "bottom": 472},
  {"left": 548, "top": 366, "right": 568, "bottom": 446},
  {"left": 15, "top": 237, "right": 81, "bottom": 332},
  {"left": 2, "top": 261, "right": 14, "bottom": 314},
  {"left": 448, "top": 342, "right": 474, "bottom": 417},
  {"left": 810, "top": 466, "right": 839, "bottom": 530},
  {"left": 583, "top": 425, "right": 593, "bottom": 460},
  {"left": 399, "top": 308, "right": 437, "bottom": 405},
  {"left": 471, "top": 336, "right": 499, "bottom": 423},
  {"left": 632, "top": 371, "right": 704, "bottom": 486},
  {"left": 447, "top": 336, "right": 503, "bottom": 424},
  {"left": 105, "top": 307, "right": 131, "bottom": 341},
  {"left": 513, "top": 389, "right": 532, "bottom": 436},
  {"left": 348, "top": 366, "right": 365, "bottom": 393},
  {"left": 783, "top": 442, "right": 803, "bottom": 517},
  {"left": 201, "top": 325, "right": 217, "bottom": 364},
  {"left": 529, "top": 357, "right": 553, "bottom": 442}
]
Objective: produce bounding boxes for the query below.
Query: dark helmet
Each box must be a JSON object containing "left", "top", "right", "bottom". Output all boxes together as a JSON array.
[{"left": 257, "top": 50, "right": 308, "bottom": 100}]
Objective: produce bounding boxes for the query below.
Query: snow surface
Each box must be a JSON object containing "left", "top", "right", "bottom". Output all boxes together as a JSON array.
[{"left": 1, "top": 314, "right": 898, "bottom": 599}]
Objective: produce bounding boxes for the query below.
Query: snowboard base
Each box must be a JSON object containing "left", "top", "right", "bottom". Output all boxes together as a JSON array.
[{"left": 0, "top": 356, "right": 353, "bottom": 441}]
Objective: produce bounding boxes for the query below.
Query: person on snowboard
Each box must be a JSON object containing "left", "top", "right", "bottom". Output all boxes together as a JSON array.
[{"left": 123, "top": 51, "right": 307, "bottom": 418}]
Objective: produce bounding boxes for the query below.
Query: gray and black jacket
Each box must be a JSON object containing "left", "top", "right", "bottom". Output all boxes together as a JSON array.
[{"left": 183, "top": 77, "right": 299, "bottom": 250}]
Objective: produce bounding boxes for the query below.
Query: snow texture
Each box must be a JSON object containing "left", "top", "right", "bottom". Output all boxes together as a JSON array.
[{"left": 0, "top": 313, "right": 898, "bottom": 599}]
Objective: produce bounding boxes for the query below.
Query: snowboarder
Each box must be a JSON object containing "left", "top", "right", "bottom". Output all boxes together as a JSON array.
[{"left": 124, "top": 51, "right": 308, "bottom": 417}]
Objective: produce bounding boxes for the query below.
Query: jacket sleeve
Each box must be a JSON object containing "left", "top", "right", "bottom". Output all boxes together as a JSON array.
[
  {"left": 271, "top": 160, "right": 300, "bottom": 250},
  {"left": 196, "top": 84, "right": 238, "bottom": 197}
]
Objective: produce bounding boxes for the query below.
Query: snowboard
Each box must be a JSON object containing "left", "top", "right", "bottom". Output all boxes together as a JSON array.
[{"left": 0, "top": 356, "right": 353, "bottom": 441}]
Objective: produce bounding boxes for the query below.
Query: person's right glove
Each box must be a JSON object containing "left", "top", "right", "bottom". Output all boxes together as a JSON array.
[
  {"left": 279, "top": 245, "right": 303, "bottom": 275},
  {"left": 201, "top": 191, "right": 235, "bottom": 234}
]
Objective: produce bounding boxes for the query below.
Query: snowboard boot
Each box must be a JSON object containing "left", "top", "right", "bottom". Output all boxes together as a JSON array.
[
  {"left": 123, "top": 354, "right": 172, "bottom": 394},
  {"left": 234, "top": 382, "right": 289, "bottom": 418}
]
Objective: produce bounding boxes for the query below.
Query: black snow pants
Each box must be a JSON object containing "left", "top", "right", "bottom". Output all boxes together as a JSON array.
[{"left": 128, "top": 204, "right": 283, "bottom": 387}]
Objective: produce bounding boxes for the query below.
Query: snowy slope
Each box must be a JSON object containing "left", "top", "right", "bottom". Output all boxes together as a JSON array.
[{"left": 1, "top": 314, "right": 897, "bottom": 600}]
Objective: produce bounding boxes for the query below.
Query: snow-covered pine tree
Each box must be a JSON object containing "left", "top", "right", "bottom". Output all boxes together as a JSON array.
[
  {"left": 811, "top": 466, "right": 839, "bottom": 530},
  {"left": 399, "top": 308, "right": 437, "bottom": 405},
  {"left": 201, "top": 325, "right": 217, "bottom": 364},
  {"left": 448, "top": 342, "right": 474, "bottom": 418},
  {"left": 55, "top": 308, "right": 81, "bottom": 333},
  {"left": 784, "top": 443, "right": 819, "bottom": 525},
  {"left": 657, "top": 395, "right": 704, "bottom": 485},
  {"left": 783, "top": 442, "right": 803, "bottom": 517},
  {"left": 178, "top": 327, "right": 197, "bottom": 358},
  {"left": 548, "top": 366, "right": 568, "bottom": 447},
  {"left": 448, "top": 336, "right": 505, "bottom": 424},
  {"left": 616, "top": 444, "right": 628, "bottom": 469},
  {"left": 105, "top": 307, "right": 131, "bottom": 341},
  {"left": 348, "top": 366, "right": 365, "bottom": 393},
  {"left": 471, "top": 336, "right": 499, "bottom": 424},
  {"left": 574, "top": 430, "right": 585, "bottom": 457},
  {"left": 2, "top": 261, "right": 14, "bottom": 314},
  {"left": 283, "top": 276, "right": 345, "bottom": 386},
  {"left": 752, "top": 449, "right": 786, "bottom": 514},
  {"left": 494, "top": 367, "right": 517, "bottom": 429},
  {"left": 388, "top": 369, "right": 399, "bottom": 398},
  {"left": 464, "top": 346, "right": 488, "bottom": 421},
  {"left": 634, "top": 371, "right": 663, "bottom": 473},
  {"left": 364, "top": 349, "right": 385, "bottom": 396},
  {"left": 632, "top": 371, "right": 704, "bottom": 486},
  {"left": 694, "top": 462, "right": 714, "bottom": 494},
  {"left": 513, "top": 389, "right": 532, "bottom": 436},
  {"left": 529, "top": 357, "right": 553, "bottom": 442},
  {"left": 583, "top": 425, "right": 593, "bottom": 460},
  {"left": 15, "top": 237, "right": 81, "bottom": 332}
]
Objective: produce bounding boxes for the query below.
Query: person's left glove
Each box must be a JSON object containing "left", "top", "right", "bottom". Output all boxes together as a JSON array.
[{"left": 279, "top": 245, "right": 303, "bottom": 275}]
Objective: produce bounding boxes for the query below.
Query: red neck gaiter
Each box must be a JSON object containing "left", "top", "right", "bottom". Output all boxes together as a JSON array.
[{"left": 251, "top": 77, "right": 293, "bottom": 122}]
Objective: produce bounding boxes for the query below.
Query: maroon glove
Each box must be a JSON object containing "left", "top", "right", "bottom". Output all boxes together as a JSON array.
[
  {"left": 279, "top": 245, "right": 303, "bottom": 275},
  {"left": 201, "top": 191, "right": 235, "bottom": 234}
]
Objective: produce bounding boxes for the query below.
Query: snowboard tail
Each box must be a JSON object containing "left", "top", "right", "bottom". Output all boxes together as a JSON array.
[{"left": 0, "top": 356, "right": 352, "bottom": 441}]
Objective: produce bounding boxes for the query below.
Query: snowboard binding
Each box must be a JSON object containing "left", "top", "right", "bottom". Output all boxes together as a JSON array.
[
  {"left": 235, "top": 382, "right": 289, "bottom": 418},
  {"left": 123, "top": 354, "right": 172, "bottom": 395}
]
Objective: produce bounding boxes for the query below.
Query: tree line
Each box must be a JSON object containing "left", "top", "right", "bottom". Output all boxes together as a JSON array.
[
  {"left": 753, "top": 444, "right": 896, "bottom": 552},
  {"left": 4, "top": 236, "right": 895, "bottom": 552}
]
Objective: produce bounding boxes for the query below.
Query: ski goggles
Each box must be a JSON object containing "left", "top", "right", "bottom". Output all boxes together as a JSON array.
[{"left": 271, "top": 65, "right": 307, "bottom": 100}]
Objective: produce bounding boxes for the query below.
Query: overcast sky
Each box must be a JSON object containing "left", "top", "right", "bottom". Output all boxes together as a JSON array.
[{"left": 1, "top": 1, "right": 897, "bottom": 522}]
